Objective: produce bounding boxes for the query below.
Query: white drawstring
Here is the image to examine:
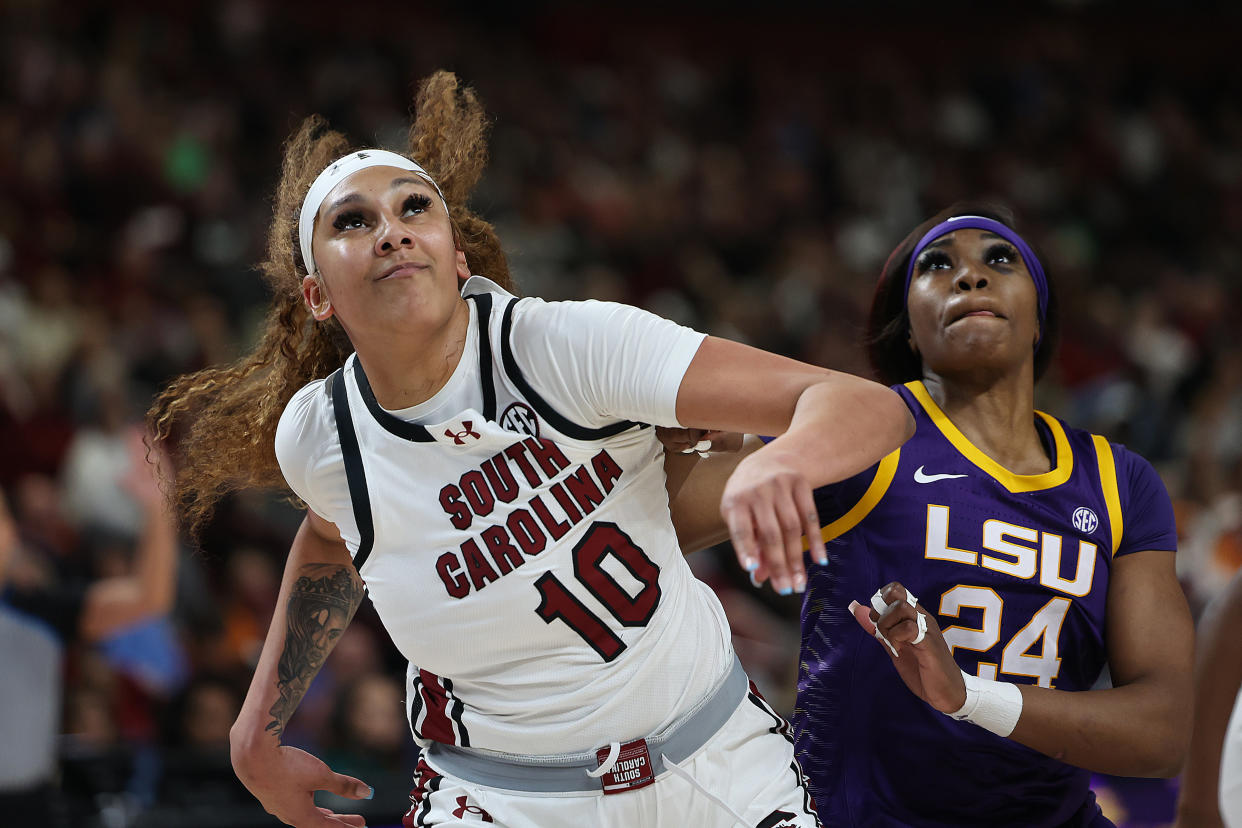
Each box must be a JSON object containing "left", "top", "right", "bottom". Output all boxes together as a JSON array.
[
  {"left": 660, "top": 752, "right": 749, "bottom": 828},
  {"left": 586, "top": 741, "right": 621, "bottom": 778}
]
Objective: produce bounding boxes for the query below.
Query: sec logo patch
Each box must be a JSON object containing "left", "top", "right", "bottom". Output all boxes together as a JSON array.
[
  {"left": 500, "top": 402, "right": 539, "bottom": 437},
  {"left": 1072, "top": 506, "right": 1099, "bottom": 534}
]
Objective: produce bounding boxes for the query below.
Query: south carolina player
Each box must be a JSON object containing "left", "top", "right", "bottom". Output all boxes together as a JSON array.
[
  {"left": 147, "top": 72, "right": 913, "bottom": 827},
  {"left": 670, "top": 203, "right": 1193, "bottom": 827}
]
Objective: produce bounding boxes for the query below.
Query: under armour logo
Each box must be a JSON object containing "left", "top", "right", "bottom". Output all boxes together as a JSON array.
[
  {"left": 445, "top": 421, "right": 481, "bottom": 445},
  {"left": 356, "top": 151, "right": 370, "bottom": 159},
  {"left": 757, "top": 810, "right": 799, "bottom": 828},
  {"left": 451, "top": 796, "right": 494, "bottom": 822}
]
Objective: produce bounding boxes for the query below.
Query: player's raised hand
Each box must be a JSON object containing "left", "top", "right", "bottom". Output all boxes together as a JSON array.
[
  {"left": 233, "top": 742, "right": 371, "bottom": 827},
  {"left": 850, "top": 581, "right": 967, "bottom": 715},
  {"left": 719, "top": 442, "right": 825, "bottom": 595}
]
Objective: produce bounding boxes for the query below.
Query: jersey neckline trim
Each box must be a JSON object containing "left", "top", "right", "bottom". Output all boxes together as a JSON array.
[
  {"left": 905, "top": 380, "right": 1073, "bottom": 493},
  {"left": 352, "top": 295, "right": 494, "bottom": 443}
]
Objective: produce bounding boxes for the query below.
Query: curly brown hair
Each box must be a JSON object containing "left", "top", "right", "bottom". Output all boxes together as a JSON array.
[{"left": 148, "top": 71, "right": 514, "bottom": 540}]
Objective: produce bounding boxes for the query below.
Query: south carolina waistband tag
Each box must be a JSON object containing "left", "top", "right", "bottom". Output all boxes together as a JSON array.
[{"left": 591, "top": 738, "right": 655, "bottom": 794}]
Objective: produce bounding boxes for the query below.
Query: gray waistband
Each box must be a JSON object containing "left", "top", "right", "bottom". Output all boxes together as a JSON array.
[{"left": 424, "top": 655, "right": 748, "bottom": 793}]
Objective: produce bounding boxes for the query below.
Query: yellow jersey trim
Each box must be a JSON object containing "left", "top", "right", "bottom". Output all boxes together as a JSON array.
[
  {"left": 1092, "top": 434, "right": 1124, "bottom": 556},
  {"left": 905, "top": 381, "right": 1073, "bottom": 493},
  {"left": 808, "top": 448, "right": 901, "bottom": 546}
]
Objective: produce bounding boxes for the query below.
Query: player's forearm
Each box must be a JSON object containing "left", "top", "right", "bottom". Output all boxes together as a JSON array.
[
  {"left": 669, "top": 436, "right": 760, "bottom": 552},
  {"left": 768, "top": 377, "right": 912, "bottom": 488},
  {"left": 1009, "top": 677, "right": 1191, "bottom": 777},
  {"left": 231, "top": 519, "right": 362, "bottom": 765}
]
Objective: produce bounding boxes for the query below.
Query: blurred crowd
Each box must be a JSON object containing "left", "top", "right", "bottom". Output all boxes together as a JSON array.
[{"left": 1, "top": 1, "right": 1240, "bottom": 825}]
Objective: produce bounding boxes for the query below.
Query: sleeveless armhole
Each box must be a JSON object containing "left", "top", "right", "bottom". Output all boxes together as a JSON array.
[
  {"left": 329, "top": 367, "right": 375, "bottom": 571},
  {"left": 804, "top": 448, "right": 902, "bottom": 548},
  {"left": 497, "top": 297, "right": 643, "bottom": 441},
  {"left": 1091, "top": 434, "right": 1124, "bottom": 557}
]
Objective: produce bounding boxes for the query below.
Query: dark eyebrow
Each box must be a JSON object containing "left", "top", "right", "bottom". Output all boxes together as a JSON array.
[
  {"left": 324, "top": 192, "right": 364, "bottom": 215},
  {"left": 323, "top": 177, "right": 432, "bottom": 215}
]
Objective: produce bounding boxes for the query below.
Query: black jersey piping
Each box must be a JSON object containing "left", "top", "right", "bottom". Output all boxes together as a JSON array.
[
  {"left": 473, "top": 293, "right": 497, "bottom": 422},
  {"left": 328, "top": 368, "right": 375, "bottom": 571},
  {"left": 497, "top": 297, "right": 642, "bottom": 441}
]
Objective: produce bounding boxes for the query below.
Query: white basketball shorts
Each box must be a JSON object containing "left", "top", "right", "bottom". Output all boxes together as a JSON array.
[{"left": 402, "top": 682, "right": 821, "bottom": 827}]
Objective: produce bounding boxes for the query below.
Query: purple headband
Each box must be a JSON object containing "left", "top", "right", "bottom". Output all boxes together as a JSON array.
[{"left": 903, "top": 215, "right": 1049, "bottom": 341}]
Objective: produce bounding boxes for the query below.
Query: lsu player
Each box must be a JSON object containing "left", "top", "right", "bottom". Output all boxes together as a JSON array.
[
  {"left": 670, "top": 204, "right": 1193, "bottom": 827},
  {"left": 149, "top": 72, "right": 914, "bottom": 827}
]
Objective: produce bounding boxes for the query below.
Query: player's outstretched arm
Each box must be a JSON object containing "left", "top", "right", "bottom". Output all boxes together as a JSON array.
[
  {"left": 230, "top": 510, "right": 372, "bottom": 827},
  {"left": 1174, "top": 571, "right": 1242, "bottom": 827},
  {"left": 855, "top": 551, "right": 1193, "bottom": 778},
  {"left": 675, "top": 336, "right": 914, "bottom": 595}
]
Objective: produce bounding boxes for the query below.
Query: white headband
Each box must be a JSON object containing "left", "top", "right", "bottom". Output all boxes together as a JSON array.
[{"left": 297, "top": 149, "right": 447, "bottom": 277}]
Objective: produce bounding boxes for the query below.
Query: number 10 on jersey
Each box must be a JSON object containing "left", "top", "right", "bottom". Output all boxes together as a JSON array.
[{"left": 534, "top": 521, "right": 662, "bottom": 662}]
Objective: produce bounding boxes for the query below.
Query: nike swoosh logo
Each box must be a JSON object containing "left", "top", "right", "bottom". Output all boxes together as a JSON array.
[{"left": 913, "top": 465, "right": 968, "bottom": 483}]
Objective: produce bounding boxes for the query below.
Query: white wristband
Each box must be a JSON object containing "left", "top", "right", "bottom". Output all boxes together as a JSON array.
[{"left": 947, "top": 670, "right": 1023, "bottom": 737}]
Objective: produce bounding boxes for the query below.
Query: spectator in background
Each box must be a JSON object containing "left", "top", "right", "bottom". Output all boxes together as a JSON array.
[
  {"left": 316, "top": 672, "right": 415, "bottom": 824},
  {"left": 0, "top": 430, "right": 178, "bottom": 823},
  {"left": 142, "top": 674, "right": 257, "bottom": 827}
]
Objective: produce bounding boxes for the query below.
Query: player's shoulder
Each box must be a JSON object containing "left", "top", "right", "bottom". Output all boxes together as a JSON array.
[
  {"left": 510, "top": 292, "right": 634, "bottom": 331},
  {"left": 275, "top": 375, "right": 336, "bottom": 465},
  {"left": 1052, "top": 416, "right": 1166, "bottom": 496},
  {"left": 281, "top": 375, "right": 332, "bottom": 426}
]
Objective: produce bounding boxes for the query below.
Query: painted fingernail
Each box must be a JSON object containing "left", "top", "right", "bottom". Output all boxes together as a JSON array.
[
  {"left": 743, "top": 558, "right": 758, "bottom": 572},
  {"left": 364, "top": 786, "right": 375, "bottom": 800},
  {"left": 778, "top": 585, "right": 792, "bottom": 596},
  {"left": 794, "top": 576, "right": 806, "bottom": 593},
  {"left": 749, "top": 571, "right": 761, "bottom": 588}
]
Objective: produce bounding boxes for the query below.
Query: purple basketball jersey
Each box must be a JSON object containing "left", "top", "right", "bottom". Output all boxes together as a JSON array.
[{"left": 792, "top": 381, "right": 1176, "bottom": 828}]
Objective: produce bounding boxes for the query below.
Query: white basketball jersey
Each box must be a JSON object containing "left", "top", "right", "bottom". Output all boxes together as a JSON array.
[{"left": 276, "top": 277, "right": 735, "bottom": 756}]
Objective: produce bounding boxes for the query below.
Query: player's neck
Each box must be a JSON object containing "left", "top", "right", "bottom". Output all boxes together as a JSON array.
[
  {"left": 921, "top": 368, "right": 1051, "bottom": 475},
  {"left": 352, "top": 301, "right": 471, "bottom": 410}
]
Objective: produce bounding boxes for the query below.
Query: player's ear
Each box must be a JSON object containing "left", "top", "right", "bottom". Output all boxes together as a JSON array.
[
  {"left": 455, "top": 248, "right": 470, "bottom": 284},
  {"left": 303, "top": 275, "right": 334, "bottom": 321}
]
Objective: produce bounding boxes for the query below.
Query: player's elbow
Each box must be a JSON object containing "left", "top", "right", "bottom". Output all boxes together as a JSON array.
[
  {"left": 1148, "top": 725, "right": 1190, "bottom": 778},
  {"left": 1140, "top": 744, "right": 1187, "bottom": 778},
  {"left": 862, "top": 383, "right": 915, "bottom": 448},
  {"left": 1131, "top": 708, "right": 1191, "bottom": 778}
]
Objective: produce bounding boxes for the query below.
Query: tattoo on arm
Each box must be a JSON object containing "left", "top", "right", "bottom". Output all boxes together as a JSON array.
[{"left": 265, "top": 564, "right": 364, "bottom": 736}]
